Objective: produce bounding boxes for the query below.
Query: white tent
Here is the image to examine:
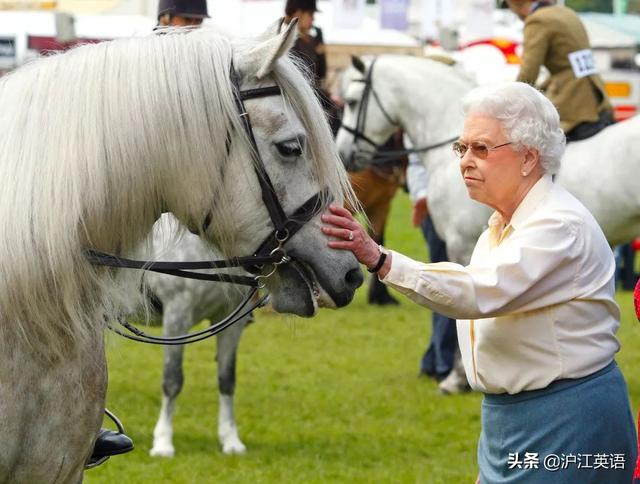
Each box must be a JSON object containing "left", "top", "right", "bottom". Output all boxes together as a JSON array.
[
  {"left": 581, "top": 16, "right": 637, "bottom": 49},
  {"left": 0, "top": 10, "right": 153, "bottom": 68},
  {"left": 206, "top": 0, "right": 419, "bottom": 48}
]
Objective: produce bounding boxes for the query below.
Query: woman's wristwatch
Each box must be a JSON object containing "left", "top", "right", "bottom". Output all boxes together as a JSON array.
[{"left": 367, "top": 245, "right": 390, "bottom": 273}]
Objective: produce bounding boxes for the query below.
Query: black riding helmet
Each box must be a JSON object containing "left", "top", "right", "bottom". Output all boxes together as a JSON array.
[
  {"left": 157, "top": 0, "right": 210, "bottom": 20},
  {"left": 284, "top": 0, "right": 320, "bottom": 16}
]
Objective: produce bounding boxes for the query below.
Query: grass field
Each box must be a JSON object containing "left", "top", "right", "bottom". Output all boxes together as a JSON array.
[{"left": 86, "top": 191, "right": 640, "bottom": 484}]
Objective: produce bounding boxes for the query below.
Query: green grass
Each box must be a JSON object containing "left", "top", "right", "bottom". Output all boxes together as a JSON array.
[{"left": 86, "top": 192, "right": 640, "bottom": 484}]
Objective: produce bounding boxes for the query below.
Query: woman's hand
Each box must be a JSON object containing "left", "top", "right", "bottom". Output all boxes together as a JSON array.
[{"left": 321, "top": 204, "right": 381, "bottom": 269}]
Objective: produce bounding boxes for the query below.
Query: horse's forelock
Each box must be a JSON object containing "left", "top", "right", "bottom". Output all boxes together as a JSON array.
[{"left": 271, "top": 56, "right": 359, "bottom": 213}]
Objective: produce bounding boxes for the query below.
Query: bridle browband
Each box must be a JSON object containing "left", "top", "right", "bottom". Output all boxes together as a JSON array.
[
  {"left": 85, "top": 63, "right": 326, "bottom": 345},
  {"left": 339, "top": 57, "right": 458, "bottom": 167}
]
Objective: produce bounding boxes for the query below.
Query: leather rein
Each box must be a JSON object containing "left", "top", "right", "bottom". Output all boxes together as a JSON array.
[
  {"left": 339, "top": 57, "right": 458, "bottom": 168},
  {"left": 85, "top": 65, "right": 325, "bottom": 345}
]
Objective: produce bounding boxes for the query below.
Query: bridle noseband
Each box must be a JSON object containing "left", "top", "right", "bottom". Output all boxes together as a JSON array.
[
  {"left": 339, "top": 57, "right": 458, "bottom": 167},
  {"left": 85, "top": 64, "right": 326, "bottom": 345}
]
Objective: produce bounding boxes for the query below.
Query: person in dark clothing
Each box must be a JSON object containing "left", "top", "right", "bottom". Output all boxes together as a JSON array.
[
  {"left": 284, "top": 0, "right": 326, "bottom": 87},
  {"left": 157, "top": 0, "right": 209, "bottom": 27},
  {"left": 407, "top": 154, "right": 458, "bottom": 382},
  {"left": 284, "top": 0, "right": 340, "bottom": 134}
]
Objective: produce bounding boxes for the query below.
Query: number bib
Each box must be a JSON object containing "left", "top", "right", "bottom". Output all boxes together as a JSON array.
[{"left": 568, "top": 49, "right": 597, "bottom": 78}]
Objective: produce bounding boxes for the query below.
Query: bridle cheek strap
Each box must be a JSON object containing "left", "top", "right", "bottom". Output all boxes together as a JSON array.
[{"left": 231, "top": 70, "right": 289, "bottom": 237}]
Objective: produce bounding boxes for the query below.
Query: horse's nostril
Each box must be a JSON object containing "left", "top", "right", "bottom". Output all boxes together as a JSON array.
[{"left": 345, "top": 267, "right": 364, "bottom": 289}]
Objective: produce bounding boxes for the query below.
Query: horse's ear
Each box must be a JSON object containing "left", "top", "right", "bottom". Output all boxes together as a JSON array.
[
  {"left": 251, "top": 18, "right": 298, "bottom": 80},
  {"left": 259, "top": 17, "right": 286, "bottom": 38},
  {"left": 351, "top": 55, "right": 366, "bottom": 74}
]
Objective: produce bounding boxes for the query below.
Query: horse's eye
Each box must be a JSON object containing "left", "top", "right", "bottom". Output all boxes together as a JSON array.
[
  {"left": 275, "top": 139, "right": 303, "bottom": 159},
  {"left": 346, "top": 99, "right": 358, "bottom": 109}
]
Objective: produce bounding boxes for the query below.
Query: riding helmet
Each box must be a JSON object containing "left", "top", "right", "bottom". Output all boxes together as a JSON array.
[
  {"left": 285, "top": 0, "right": 320, "bottom": 16},
  {"left": 157, "top": 0, "right": 210, "bottom": 19}
]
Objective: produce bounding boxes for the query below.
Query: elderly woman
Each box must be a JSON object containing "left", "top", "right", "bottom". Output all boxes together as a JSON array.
[{"left": 322, "top": 82, "right": 636, "bottom": 483}]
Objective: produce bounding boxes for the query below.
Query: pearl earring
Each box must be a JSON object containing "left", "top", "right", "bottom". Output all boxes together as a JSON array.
[{"left": 521, "top": 171, "right": 528, "bottom": 176}]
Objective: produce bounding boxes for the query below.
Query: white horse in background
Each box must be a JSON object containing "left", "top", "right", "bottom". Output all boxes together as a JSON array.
[
  {"left": 338, "top": 55, "right": 485, "bottom": 265},
  {"left": 0, "top": 22, "right": 363, "bottom": 483},
  {"left": 337, "top": 55, "right": 639, "bottom": 394},
  {"left": 337, "top": 55, "right": 640, "bottom": 265},
  {"left": 144, "top": 214, "right": 251, "bottom": 457}
]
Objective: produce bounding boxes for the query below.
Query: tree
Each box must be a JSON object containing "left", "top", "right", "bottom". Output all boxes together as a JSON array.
[
  {"left": 565, "top": 0, "right": 613, "bottom": 12},
  {"left": 627, "top": 0, "right": 640, "bottom": 13}
]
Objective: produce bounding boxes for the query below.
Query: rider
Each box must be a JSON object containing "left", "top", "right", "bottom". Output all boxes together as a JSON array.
[
  {"left": 88, "top": 0, "right": 211, "bottom": 468},
  {"left": 157, "top": 0, "right": 209, "bottom": 27},
  {"left": 283, "top": 0, "right": 340, "bottom": 134},
  {"left": 504, "top": 0, "right": 614, "bottom": 142}
]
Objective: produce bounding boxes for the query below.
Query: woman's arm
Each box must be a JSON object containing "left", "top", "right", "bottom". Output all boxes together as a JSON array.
[{"left": 322, "top": 205, "right": 589, "bottom": 320}]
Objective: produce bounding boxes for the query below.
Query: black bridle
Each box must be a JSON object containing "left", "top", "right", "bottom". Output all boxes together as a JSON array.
[
  {"left": 339, "top": 57, "right": 458, "bottom": 167},
  {"left": 340, "top": 58, "right": 398, "bottom": 152},
  {"left": 85, "top": 64, "right": 325, "bottom": 345}
]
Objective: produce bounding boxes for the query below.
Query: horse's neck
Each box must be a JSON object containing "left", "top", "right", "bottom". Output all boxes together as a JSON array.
[{"left": 381, "top": 58, "right": 469, "bottom": 163}]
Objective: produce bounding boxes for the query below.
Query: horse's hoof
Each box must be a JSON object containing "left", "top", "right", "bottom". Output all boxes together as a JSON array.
[
  {"left": 438, "top": 370, "right": 471, "bottom": 395},
  {"left": 149, "top": 444, "right": 175, "bottom": 458},
  {"left": 221, "top": 437, "right": 247, "bottom": 455},
  {"left": 367, "top": 293, "right": 400, "bottom": 306}
]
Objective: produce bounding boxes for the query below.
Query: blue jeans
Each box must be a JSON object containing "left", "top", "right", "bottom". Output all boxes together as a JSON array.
[
  {"left": 419, "top": 216, "right": 457, "bottom": 378},
  {"left": 614, "top": 243, "right": 638, "bottom": 291}
]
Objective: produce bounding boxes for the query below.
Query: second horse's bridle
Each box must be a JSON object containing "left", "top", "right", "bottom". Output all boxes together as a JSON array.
[
  {"left": 339, "top": 58, "right": 399, "bottom": 162},
  {"left": 339, "top": 57, "right": 458, "bottom": 168},
  {"left": 86, "top": 63, "right": 326, "bottom": 345}
]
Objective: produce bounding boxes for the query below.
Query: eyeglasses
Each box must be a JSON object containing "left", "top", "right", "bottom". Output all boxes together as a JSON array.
[{"left": 452, "top": 141, "right": 513, "bottom": 159}]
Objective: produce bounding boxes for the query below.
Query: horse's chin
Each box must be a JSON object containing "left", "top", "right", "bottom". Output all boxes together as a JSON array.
[{"left": 269, "top": 262, "right": 336, "bottom": 317}]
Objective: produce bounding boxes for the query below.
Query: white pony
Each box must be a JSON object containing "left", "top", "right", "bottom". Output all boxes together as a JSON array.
[
  {"left": 0, "top": 23, "right": 363, "bottom": 483},
  {"left": 144, "top": 214, "right": 251, "bottom": 457},
  {"left": 337, "top": 55, "right": 640, "bottom": 265}
]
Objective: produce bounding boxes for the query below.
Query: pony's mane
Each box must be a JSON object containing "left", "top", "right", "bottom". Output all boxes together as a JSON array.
[{"left": 0, "top": 27, "right": 355, "bottom": 362}]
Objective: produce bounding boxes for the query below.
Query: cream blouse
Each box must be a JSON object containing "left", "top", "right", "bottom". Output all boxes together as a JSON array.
[{"left": 382, "top": 175, "right": 620, "bottom": 394}]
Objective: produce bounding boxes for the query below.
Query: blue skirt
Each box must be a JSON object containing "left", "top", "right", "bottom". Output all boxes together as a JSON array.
[{"left": 478, "top": 361, "right": 637, "bottom": 484}]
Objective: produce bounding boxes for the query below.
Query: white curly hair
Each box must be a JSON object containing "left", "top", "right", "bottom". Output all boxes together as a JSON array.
[{"left": 461, "top": 81, "right": 566, "bottom": 174}]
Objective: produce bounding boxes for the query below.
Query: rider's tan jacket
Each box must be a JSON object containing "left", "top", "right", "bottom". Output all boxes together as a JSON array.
[{"left": 516, "top": 5, "right": 612, "bottom": 133}]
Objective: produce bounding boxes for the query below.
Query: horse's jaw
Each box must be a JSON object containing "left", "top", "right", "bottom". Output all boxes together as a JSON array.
[
  {"left": 268, "top": 255, "right": 363, "bottom": 317},
  {"left": 336, "top": 133, "right": 376, "bottom": 172},
  {"left": 267, "top": 262, "right": 318, "bottom": 316},
  {"left": 292, "top": 260, "right": 339, "bottom": 309},
  {"left": 268, "top": 262, "right": 331, "bottom": 316}
]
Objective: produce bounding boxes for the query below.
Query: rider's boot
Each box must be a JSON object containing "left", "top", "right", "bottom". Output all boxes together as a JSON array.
[
  {"left": 85, "top": 410, "right": 134, "bottom": 469},
  {"left": 93, "top": 428, "right": 134, "bottom": 457}
]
